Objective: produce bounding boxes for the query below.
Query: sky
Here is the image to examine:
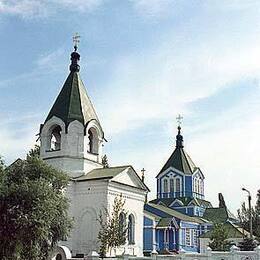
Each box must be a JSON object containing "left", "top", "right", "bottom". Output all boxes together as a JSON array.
[{"left": 0, "top": 0, "right": 260, "bottom": 213}]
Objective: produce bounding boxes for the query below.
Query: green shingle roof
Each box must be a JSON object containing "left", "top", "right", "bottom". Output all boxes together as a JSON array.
[
  {"left": 203, "top": 207, "right": 237, "bottom": 223},
  {"left": 199, "top": 222, "right": 248, "bottom": 239},
  {"left": 73, "top": 166, "right": 129, "bottom": 181},
  {"left": 45, "top": 71, "right": 101, "bottom": 129},
  {"left": 158, "top": 147, "right": 197, "bottom": 175},
  {"left": 157, "top": 218, "right": 176, "bottom": 228}
]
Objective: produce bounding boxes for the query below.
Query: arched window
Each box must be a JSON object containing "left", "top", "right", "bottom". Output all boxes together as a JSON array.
[
  {"left": 50, "top": 126, "right": 62, "bottom": 151},
  {"left": 170, "top": 179, "right": 174, "bottom": 193},
  {"left": 128, "top": 214, "right": 135, "bottom": 244},
  {"left": 119, "top": 212, "right": 126, "bottom": 234},
  {"left": 88, "top": 128, "right": 99, "bottom": 154},
  {"left": 163, "top": 179, "right": 168, "bottom": 193},
  {"left": 175, "top": 178, "right": 181, "bottom": 193}
]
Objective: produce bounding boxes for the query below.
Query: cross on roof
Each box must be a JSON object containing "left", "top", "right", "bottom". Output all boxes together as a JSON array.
[
  {"left": 141, "top": 168, "right": 145, "bottom": 182},
  {"left": 176, "top": 114, "right": 183, "bottom": 127},
  {"left": 73, "top": 33, "right": 80, "bottom": 51}
]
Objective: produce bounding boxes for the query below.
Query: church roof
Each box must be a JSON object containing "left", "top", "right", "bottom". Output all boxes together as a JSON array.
[
  {"left": 145, "top": 202, "right": 208, "bottom": 224},
  {"left": 73, "top": 165, "right": 149, "bottom": 191},
  {"left": 74, "top": 166, "right": 129, "bottom": 181},
  {"left": 203, "top": 207, "right": 238, "bottom": 223},
  {"left": 157, "top": 126, "right": 197, "bottom": 176},
  {"left": 44, "top": 48, "right": 102, "bottom": 133},
  {"left": 199, "top": 222, "right": 249, "bottom": 239}
]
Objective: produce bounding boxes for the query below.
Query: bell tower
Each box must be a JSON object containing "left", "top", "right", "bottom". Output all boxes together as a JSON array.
[{"left": 39, "top": 37, "right": 104, "bottom": 178}]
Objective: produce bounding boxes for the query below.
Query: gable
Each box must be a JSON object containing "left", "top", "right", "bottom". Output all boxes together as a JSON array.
[
  {"left": 112, "top": 166, "right": 148, "bottom": 191},
  {"left": 193, "top": 168, "right": 204, "bottom": 179},
  {"left": 169, "top": 199, "right": 184, "bottom": 208}
]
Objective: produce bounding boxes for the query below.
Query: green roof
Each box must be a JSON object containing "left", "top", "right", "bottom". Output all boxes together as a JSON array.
[
  {"left": 203, "top": 207, "right": 237, "bottom": 223},
  {"left": 200, "top": 222, "right": 248, "bottom": 239},
  {"left": 147, "top": 202, "right": 208, "bottom": 224},
  {"left": 73, "top": 166, "right": 129, "bottom": 181},
  {"left": 157, "top": 218, "right": 176, "bottom": 228},
  {"left": 158, "top": 147, "right": 197, "bottom": 175},
  {"left": 45, "top": 71, "right": 101, "bottom": 129}
]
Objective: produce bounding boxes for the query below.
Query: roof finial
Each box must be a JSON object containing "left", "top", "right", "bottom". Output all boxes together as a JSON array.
[
  {"left": 176, "top": 114, "right": 184, "bottom": 148},
  {"left": 141, "top": 168, "right": 146, "bottom": 182},
  {"left": 70, "top": 33, "right": 81, "bottom": 72},
  {"left": 73, "top": 32, "right": 80, "bottom": 51}
]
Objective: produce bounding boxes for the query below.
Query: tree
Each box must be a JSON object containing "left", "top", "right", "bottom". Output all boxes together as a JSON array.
[
  {"left": 27, "top": 144, "right": 40, "bottom": 159},
  {"left": 102, "top": 154, "right": 109, "bottom": 168},
  {"left": 208, "top": 223, "right": 232, "bottom": 251},
  {"left": 237, "top": 190, "right": 260, "bottom": 240},
  {"left": 238, "top": 237, "right": 257, "bottom": 251},
  {"left": 98, "top": 195, "right": 127, "bottom": 257},
  {"left": 0, "top": 152, "right": 73, "bottom": 260}
]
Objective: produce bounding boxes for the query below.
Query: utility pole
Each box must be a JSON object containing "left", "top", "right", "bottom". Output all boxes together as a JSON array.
[{"left": 242, "top": 187, "right": 253, "bottom": 238}]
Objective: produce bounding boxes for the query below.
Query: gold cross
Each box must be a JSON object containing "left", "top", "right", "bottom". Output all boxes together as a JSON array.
[
  {"left": 176, "top": 114, "right": 183, "bottom": 127},
  {"left": 73, "top": 33, "right": 80, "bottom": 51}
]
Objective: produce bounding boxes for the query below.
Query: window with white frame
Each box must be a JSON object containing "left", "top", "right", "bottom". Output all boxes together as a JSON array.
[
  {"left": 163, "top": 179, "right": 168, "bottom": 193},
  {"left": 185, "top": 228, "right": 191, "bottom": 246},
  {"left": 175, "top": 178, "right": 181, "bottom": 193},
  {"left": 193, "top": 229, "right": 198, "bottom": 245},
  {"left": 170, "top": 178, "right": 174, "bottom": 193}
]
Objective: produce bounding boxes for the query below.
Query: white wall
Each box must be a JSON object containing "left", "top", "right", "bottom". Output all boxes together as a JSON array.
[{"left": 107, "top": 182, "right": 147, "bottom": 257}]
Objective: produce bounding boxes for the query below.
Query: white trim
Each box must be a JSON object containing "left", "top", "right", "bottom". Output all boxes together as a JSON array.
[
  {"left": 169, "top": 199, "right": 184, "bottom": 207},
  {"left": 157, "top": 166, "right": 185, "bottom": 180}
]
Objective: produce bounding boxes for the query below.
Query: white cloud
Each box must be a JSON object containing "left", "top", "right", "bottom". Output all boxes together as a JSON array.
[
  {"left": 0, "top": 0, "right": 47, "bottom": 18},
  {"left": 99, "top": 27, "right": 260, "bottom": 137},
  {"left": 130, "top": 0, "right": 177, "bottom": 19},
  {"left": 0, "top": 0, "right": 103, "bottom": 18},
  {"left": 0, "top": 113, "right": 40, "bottom": 164}
]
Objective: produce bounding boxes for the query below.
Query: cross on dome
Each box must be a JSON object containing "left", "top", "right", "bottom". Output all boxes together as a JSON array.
[
  {"left": 73, "top": 33, "right": 80, "bottom": 51},
  {"left": 176, "top": 114, "right": 183, "bottom": 127}
]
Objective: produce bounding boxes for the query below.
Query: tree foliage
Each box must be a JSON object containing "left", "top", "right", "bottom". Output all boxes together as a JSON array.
[
  {"left": 237, "top": 190, "right": 260, "bottom": 240},
  {"left": 98, "top": 195, "right": 127, "bottom": 257},
  {"left": 27, "top": 144, "right": 40, "bottom": 159},
  {"left": 238, "top": 237, "right": 257, "bottom": 251},
  {"left": 101, "top": 154, "right": 109, "bottom": 168},
  {"left": 208, "top": 223, "right": 232, "bottom": 251},
  {"left": 0, "top": 151, "right": 73, "bottom": 260}
]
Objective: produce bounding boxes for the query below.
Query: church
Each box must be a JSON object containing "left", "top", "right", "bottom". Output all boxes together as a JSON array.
[{"left": 38, "top": 42, "right": 244, "bottom": 258}]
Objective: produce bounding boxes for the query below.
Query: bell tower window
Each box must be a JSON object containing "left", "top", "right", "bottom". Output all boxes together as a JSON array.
[
  {"left": 88, "top": 127, "right": 99, "bottom": 154},
  {"left": 50, "top": 126, "right": 61, "bottom": 151}
]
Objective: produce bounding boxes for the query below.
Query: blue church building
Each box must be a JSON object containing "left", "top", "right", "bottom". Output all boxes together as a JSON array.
[{"left": 143, "top": 126, "right": 213, "bottom": 254}]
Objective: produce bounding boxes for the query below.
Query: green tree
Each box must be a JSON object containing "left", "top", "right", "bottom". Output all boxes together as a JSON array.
[
  {"left": 27, "top": 144, "right": 40, "bottom": 159},
  {"left": 0, "top": 152, "right": 73, "bottom": 260},
  {"left": 98, "top": 195, "right": 127, "bottom": 256},
  {"left": 101, "top": 154, "right": 109, "bottom": 168},
  {"left": 208, "top": 223, "right": 232, "bottom": 251},
  {"left": 238, "top": 237, "right": 257, "bottom": 251},
  {"left": 237, "top": 190, "right": 260, "bottom": 240}
]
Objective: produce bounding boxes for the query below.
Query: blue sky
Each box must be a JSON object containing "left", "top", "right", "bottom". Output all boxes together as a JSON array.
[{"left": 1, "top": 0, "right": 260, "bottom": 213}]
